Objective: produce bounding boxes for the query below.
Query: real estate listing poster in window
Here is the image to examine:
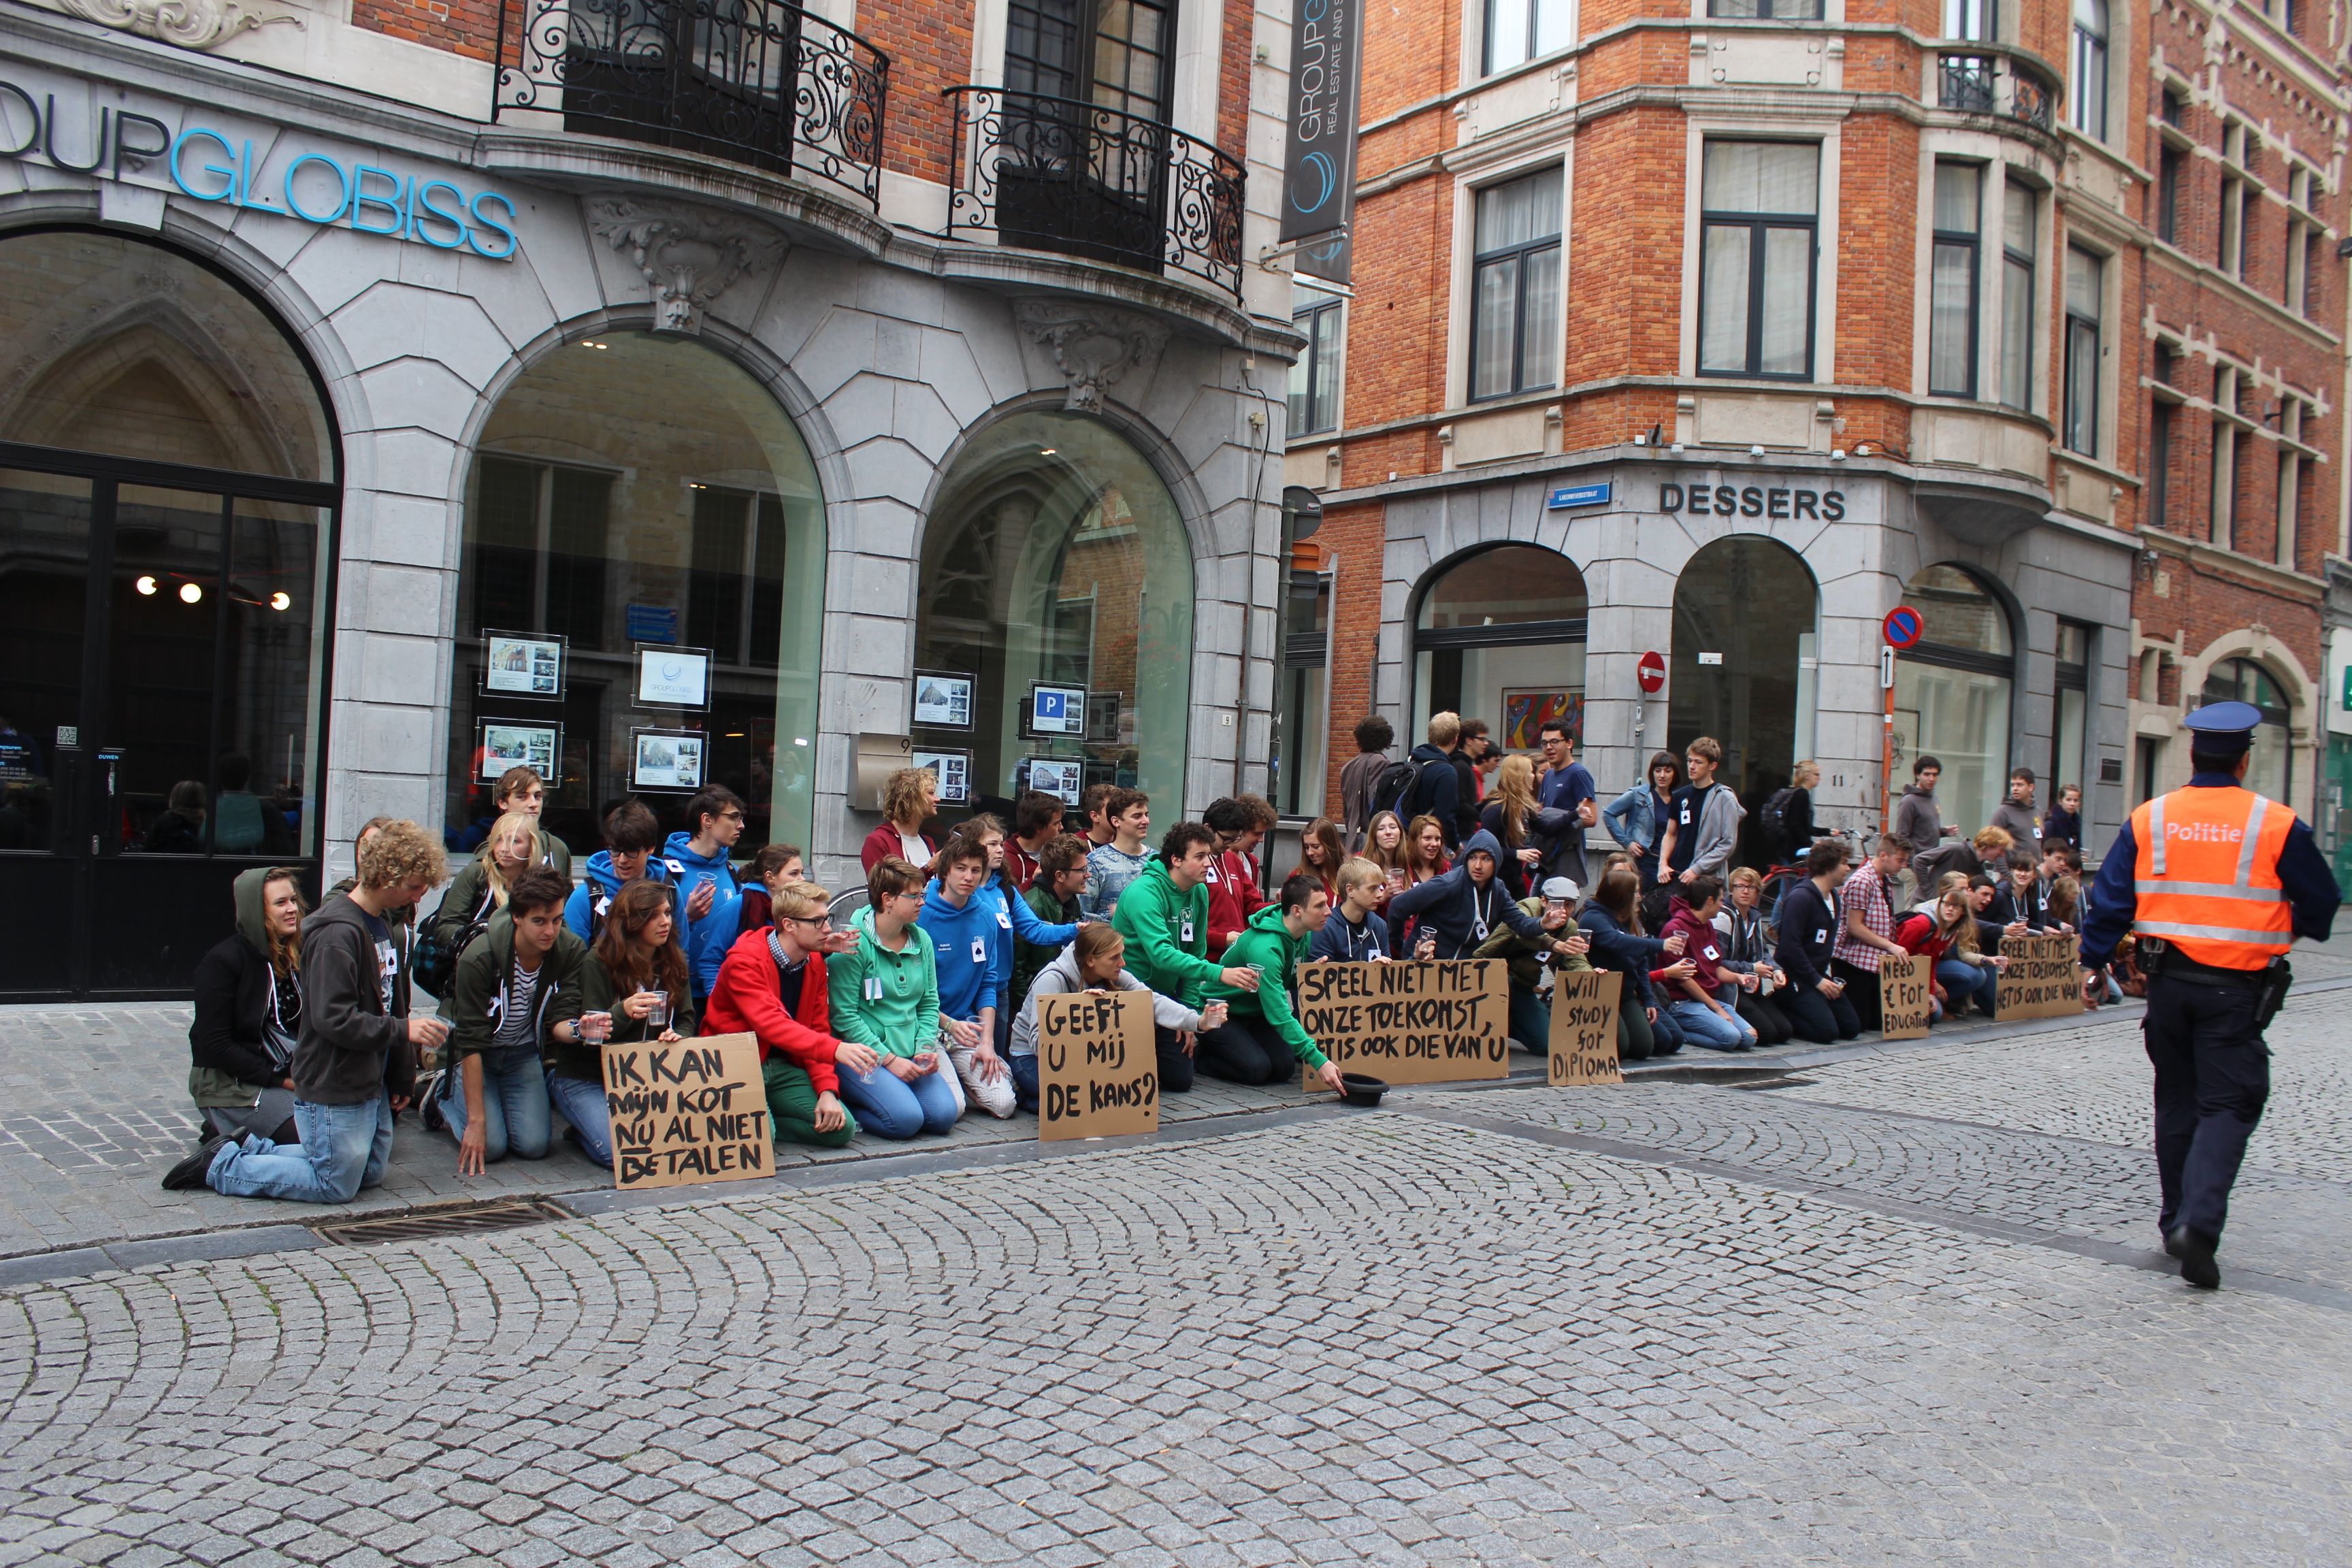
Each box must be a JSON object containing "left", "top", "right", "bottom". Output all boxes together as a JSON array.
[
  {"left": 913, "top": 749, "right": 972, "bottom": 804},
  {"left": 636, "top": 644, "right": 713, "bottom": 711},
  {"left": 1025, "top": 683, "right": 1086, "bottom": 739},
  {"left": 1025, "top": 757, "right": 1085, "bottom": 804},
  {"left": 478, "top": 720, "right": 563, "bottom": 783},
  {"left": 480, "top": 631, "right": 567, "bottom": 701},
  {"left": 630, "top": 728, "right": 707, "bottom": 794},
  {"left": 1085, "top": 692, "right": 1122, "bottom": 746},
  {"left": 912, "top": 669, "right": 975, "bottom": 731}
]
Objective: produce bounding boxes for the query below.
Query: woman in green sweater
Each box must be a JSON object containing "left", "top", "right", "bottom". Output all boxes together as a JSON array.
[
  {"left": 1198, "top": 875, "right": 1349, "bottom": 1094},
  {"left": 825, "top": 857, "right": 960, "bottom": 1138}
]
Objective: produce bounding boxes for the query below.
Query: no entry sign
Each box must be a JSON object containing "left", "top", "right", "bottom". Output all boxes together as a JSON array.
[
  {"left": 1883, "top": 606, "right": 1925, "bottom": 650},
  {"left": 1636, "top": 651, "right": 1665, "bottom": 693}
]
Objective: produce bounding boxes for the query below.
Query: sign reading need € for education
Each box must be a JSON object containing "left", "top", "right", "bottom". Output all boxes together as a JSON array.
[
  {"left": 1877, "top": 951, "right": 1931, "bottom": 1039},
  {"left": 600, "top": 1033, "right": 770, "bottom": 1190},
  {"left": 1298, "top": 958, "right": 1511, "bottom": 1088},
  {"left": 1036, "top": 990, "right": 1158, "bottom": 1141}
]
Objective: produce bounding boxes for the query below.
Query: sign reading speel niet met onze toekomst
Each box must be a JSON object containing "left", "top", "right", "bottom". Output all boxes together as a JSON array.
[{"left": 1298, "top": 958, "right": 1511, "bottom": 1088}]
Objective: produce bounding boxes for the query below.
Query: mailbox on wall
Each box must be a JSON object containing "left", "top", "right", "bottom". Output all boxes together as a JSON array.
[{"left": 855, "top": 732, "right": 913, "bottom": 811}]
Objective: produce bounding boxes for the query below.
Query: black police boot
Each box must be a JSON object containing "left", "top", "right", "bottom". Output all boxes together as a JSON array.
[{"left": 2167, "top": 1227, "right": 2220, "bottom": 1289}]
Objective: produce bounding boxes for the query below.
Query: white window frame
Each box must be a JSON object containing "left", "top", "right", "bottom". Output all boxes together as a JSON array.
[{"left": 1679, "top": 115, "right": 1842, "bottom": 384}]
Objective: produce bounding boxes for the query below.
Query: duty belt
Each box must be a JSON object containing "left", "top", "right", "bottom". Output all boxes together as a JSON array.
[{"left": 2151, "top": 945, "right": 2269, "bottom": 988}]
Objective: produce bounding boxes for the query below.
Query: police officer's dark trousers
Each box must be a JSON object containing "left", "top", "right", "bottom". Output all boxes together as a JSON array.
[{"left": 2141, "top": 971, "right": 2270, "bottom": 1241}]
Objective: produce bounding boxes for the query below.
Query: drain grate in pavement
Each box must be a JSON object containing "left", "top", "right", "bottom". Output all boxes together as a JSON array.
[{"left": 313, "top": 1198, "right": 576, "bottom": 1247}]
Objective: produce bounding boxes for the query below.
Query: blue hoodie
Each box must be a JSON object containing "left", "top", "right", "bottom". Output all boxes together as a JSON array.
[
  {"left": 662, "top": 831, "right": 739, "bottom": 996},
  {"left": 976, "top": 866, "right": 1078, "bottom": 951},
  {"left": 1384, "top": 828, "right": 1551, "bottom": 959},
  {"left": 921, "top": 877, "right": 1011, "bottom": 1022},
  {"left": 564, "top": 851, "right": 681, "bottom": 945}
]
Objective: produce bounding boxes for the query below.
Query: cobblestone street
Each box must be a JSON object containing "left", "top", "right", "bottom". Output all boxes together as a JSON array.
[{"left": 3, "top": 990, "right": 2351, "bottom": 1564}]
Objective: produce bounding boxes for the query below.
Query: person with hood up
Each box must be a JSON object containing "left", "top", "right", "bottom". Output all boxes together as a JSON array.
[
  {"left": 564, "top": 800, "right": 681, "bottom": 944},
  {"left": 1009, "top": 924, "right": 1226, "bottom": 1112},
  {"left": 1471, "top": 873, "right": 1593, "bottom": 1054},
  {"left": 185, "top": 865, "right": 310, "bottom": 1147},
  {"left": 1658, "top": 876, "right": 1759, "bottom": 1051},
  {"left": 1196, "top": 875, "right": 1351, "bottom": 1091},
  {"left": 664, "top": 785, "right": 745, "bottom": 1002},
  {"left": 1308, "top": 858, "right": 1394, "bottom": 963},
  {"left": 172, "top": 821, "right": 450, "bottom": 1199},
  {"left": 432, "top": 866, "right": 590, "bottom": 1171},
  {"left": 1385, "top": 828, "right": 1589, "bottom": 966},
  {"left": 1111, "top": 821, "right": 1266, "bottom": 1092},
  {"left": 919, "top": 828, "right": 1018, "bottom": 1117}
]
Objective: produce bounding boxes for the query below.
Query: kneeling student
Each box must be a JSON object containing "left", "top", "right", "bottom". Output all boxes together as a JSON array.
[
  {"left": 1009, "top": 924, "right": 1225, "bottom": 1112},
  {"left": 551, "top": 879, "right": 697, "bottom": 1168},
  {"left": 436, "top": 866, "right": 590, "bottom": 1172},
  {"left": 706, "top": 877, "right": 860, "bottom": 1148},
  {"left": 172, "top": 821, "right": 449, "bottom": 1200},
  {"left": 1473, "top": 875, "right": 1593, "bottom": 1054},
  {"left": 1197, "top": 875, "right": 1350, "bottom": 1092},
  {"left": 186, "top": 865, "right": 310, "bottom": 1147},
  {"left": 824, "top": 861, "right": 959, "bottom": 1140},
  {"left": 919, "top": 829, "right": 1020, "bottom": 1117},
  {"left": 1307, "top": 857, "right": 1393, "bottom": 962}
]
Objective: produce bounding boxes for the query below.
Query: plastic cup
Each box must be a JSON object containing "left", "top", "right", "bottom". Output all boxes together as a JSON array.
[
  {"left": 580, "top": 1011, "right": 612, "bottom": 1045},
  {"left": 643, "top": 990, "right": 671, "bottom": 1029}
]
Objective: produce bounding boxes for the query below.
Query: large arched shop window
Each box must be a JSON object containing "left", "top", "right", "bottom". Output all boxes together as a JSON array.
[
  {"left": 446, "top": 334, "right": 826, "bottom": 858},
  {"left": 1667, "top": 536, "right": 1819, "bottom": 859},
  {"left": 1893, "top": 564, "right": 2014, "bottom": 834},
  {"left": 2202, "top": 658, "right": 2293, "bottom": 802},
  {"left": 1411, "top": 545, "right": 1588, "bottom": 753},
  {"left": 914, "top": 412, "right": 1194, "bottom": 812}
]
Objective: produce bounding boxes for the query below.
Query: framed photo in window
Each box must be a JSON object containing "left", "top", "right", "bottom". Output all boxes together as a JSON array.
[
  {"left": 478, "top": 720, "right": 562, "bottom": 783},
  {"left": 912, "top": 748, "right": 972, "bottom": 805},
  {"left": 1084, "top": 691, "right": 1122, "bottom": 745},
  {"left": 1024, "top": 683, "right": 1085, "bottom": 738},
  {"left": 912, "top": 669, "right": 975, "bottom": 731},
  {"left": 1025, "top": 757, "right": 1085, "bottom": 804},
  {"left": 629, "top": 728, "right": 706, "bottom": 794},
  {"left": 636, "top": 644, "right": 712, "bottom": 711},
  {"left": 480, "top": 630, "right": 566, "bottom": 700}
]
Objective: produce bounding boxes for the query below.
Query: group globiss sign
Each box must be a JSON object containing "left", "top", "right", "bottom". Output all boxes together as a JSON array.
[{"left": 0, "top": 80, "right": 520, "bottom": 260}]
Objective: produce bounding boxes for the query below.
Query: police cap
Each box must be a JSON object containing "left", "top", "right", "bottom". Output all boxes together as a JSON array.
[{"left": 2183, "top": 701, "right": 2261, "bottom": 756}]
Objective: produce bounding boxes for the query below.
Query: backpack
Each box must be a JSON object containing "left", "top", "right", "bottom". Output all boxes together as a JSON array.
[
  {"left": 1759, "top": 786, "right": 1801, "bottom": 858},
  {"left": 411, "top": 887, "right": 493, "bottom": 1000},
  {"left": 1369, "top": 755, "right": 1431, "bottom": 820}
]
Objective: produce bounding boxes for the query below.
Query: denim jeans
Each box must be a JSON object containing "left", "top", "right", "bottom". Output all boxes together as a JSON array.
[
  {"left": 440, "top": 1046, "right": 551, "bottom": 1162},
  {"left": 545, "top": 1071, "right": 612, "bottom": 1168},
  {"left": 1648, "top": 1002, "right": 1687, "bottom": 1054},
  {"left": 838, "top": 1059, "right": 960, "bottom": 1139},
  {"left": 1009, "top": 1051, "right": 1040, "bottom": 1113},
  {"left": 208, "top": 1094, "right": 394, "bottom": 1204},
  {"left": 1667, "top": 999, "right": 1757, "bottom": 1050},
  {"left": 1936, "top": 958, "right": 2000, "bottom": 1019}
]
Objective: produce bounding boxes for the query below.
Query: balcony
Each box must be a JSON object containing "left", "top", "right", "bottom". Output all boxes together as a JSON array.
[
  {"left": 493, "top": 0, "right": 890, "bottom": 206},
  {"left": 943, "top": 86, "right": 1246, "bottom": 299},
  {"left": 1936, "top": 52, "right": 2056, "bottom": 134}
]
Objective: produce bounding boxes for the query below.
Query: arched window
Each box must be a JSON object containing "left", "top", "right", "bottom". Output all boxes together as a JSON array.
[
  {"left": 0, "top": 229, "right": 338, "bottom": 997},
  {"left": 914, "top": 412, "right": 1194, "bottom": 810},
  {"left": 1894, "top": 564, "right": 2014, "bottom": 833},
  {"left": 1411, "top": 544, "right": 1587, "bottom": 753},
  {"left": 1669, "top": 537, "right": 1820, "bottom": 838},
  {"left": 2202, "top": 658, "right": 2293, "bottom": 802},
  {"left": 448, "top": 334, "right": 826, "bottom": 858}
]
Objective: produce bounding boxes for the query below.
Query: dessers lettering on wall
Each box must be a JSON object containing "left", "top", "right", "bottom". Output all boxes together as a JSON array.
[
  {"left": 0, "top": 80, "right": 519, "bottom": 260},
  {"left": 1659, "top": 482, "right": 1846, "bottom": 521}
]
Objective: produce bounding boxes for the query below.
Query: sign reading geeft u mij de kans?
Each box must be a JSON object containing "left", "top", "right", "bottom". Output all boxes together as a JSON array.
[
  {"left": 1036, "top": 991, "right": 1160, "bottom": 1141},
  {"left": 1296, "top": 958, "right": 1512, "bottom": 1090}
]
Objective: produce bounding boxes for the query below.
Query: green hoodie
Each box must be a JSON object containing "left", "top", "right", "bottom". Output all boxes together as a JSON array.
[
  {"left": 438, "top": 907, "right": 589, "bottom": 1063},
  {"left": 825, "top": 904, "right": 942, "bottom": 1058},
  {"left": 1199, "top": 904, "right": 1330, "bottom": 1070},
  {"left": 1111, "top": 858, "right": 1222, "bottom": 1008}
]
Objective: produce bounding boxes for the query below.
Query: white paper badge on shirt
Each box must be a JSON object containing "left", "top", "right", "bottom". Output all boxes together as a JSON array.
[
  {"left": 664, "top": 858, "right": 687, "bottom": 877},
  {"left": 971, "top": 937, "right": 987, "bottom": 964},
  {"left": 1179, "top": 915, "right": 1195, "bottom": 943},
  {"left": 1815, "top": 928, "right": 1827, "bottom": 943},
  {"left": 865, "top": 976, "right": 883, "bottom": 1002},
  {"left": 1205, "top": 863, "right": 1218, "bottom": 883},
  {"left": 1703, "top": 945, "right": 1719, "bottom": 961},
  {"left": 996, "top": 911, "right": 1011, "bottom": 929}
]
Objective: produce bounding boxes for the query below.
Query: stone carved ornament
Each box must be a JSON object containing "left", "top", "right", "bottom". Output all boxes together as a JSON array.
[
  {"left": 587, "top": 198, "right": 785, "bottom": 335},
  {"left": 50, "top": 0, "right": 299, "bottom": 50},
  {"left": 1015, "top": 299, "right": 1170, "bottom": 414}
]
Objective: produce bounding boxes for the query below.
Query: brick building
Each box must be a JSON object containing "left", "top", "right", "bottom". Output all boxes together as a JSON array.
[
  {"left": 0, "top": 0, "right": 1309, "bottom": 996},
  {"left": 1270, "top": 0, "right": 2349, "bottom": 887}
]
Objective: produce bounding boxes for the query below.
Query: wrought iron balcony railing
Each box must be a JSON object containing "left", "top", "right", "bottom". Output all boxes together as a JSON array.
[
  {"left": 1936, "top": 51, "right": 2056, "bottom": 133},
  {"left": 495, "top": 0, "right": 890, "bottom": 205},
  {"left": 943, "top": 86, "right": 1246, "bottom": 299}
]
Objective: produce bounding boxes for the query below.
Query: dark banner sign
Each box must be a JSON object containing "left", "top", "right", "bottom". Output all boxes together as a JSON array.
[{"left": 1280, "top": 0, "right": 1365, "bottom": 267}]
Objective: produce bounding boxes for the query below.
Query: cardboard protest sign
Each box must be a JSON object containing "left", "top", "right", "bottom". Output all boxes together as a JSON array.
[
  {"left": 1297, "top": 958, "right": 1512, "bottom": 1088},
  {"left": 1036, "top": 990, "right": 1158, "bottom": 1141},
  {"left": 1997, "top": 932, "right": 2086, "bottom": 1019},
  {"left": 1548, "top": 968, "right": 1624, "bottom": 1086},
  {"left": 1877, "top": 950, "right": 1931, "bottom": 1039},
  {"left": 600, "top": 1032, "right": 770, "bottom": 1190}
]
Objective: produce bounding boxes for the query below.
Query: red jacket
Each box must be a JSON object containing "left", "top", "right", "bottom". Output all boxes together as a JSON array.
[
  {"left": 1662, "top": 898, "right": 1727, "bottom": 994},
  {"left": 1004, "top": 836, "right": 1045, "bottom": 893},
  {"left": 1204, "top": 847, "right": 1266, "bottom": 956},
  {"left": 1895, "top": 913, "right": 1956, "bottom": 963},
  {"left": 702, "top": 928, "right": 842, "bottom": 1092},
  {"left": 861, "top": 824, "right": 935, "bottom": 876}
]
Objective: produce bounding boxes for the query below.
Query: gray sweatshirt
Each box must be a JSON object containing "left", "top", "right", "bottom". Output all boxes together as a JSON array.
[
  {"left": 1686, "top": 783, "right": 1747, "bottom": 878},
  {"left": 1891, "top": 785, "right": 1943, "bottom": 856},
  {"left": 1009, "top": 947, "right": 1204, "bottom": 1058}
]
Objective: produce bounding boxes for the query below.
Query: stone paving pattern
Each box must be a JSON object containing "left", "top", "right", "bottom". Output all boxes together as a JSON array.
[{"left": 5, "top": 998, "right": 2352, "bottom": 1563}]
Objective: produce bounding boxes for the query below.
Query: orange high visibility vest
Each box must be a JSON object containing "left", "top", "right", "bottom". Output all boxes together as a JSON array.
[{"left": 2129, "top": 785, "right": 2297, "bottom": 970}]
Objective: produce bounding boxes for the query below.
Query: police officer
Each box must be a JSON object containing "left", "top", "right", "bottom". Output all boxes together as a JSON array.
[{"left": 2078, "top": 702, "right": 2340, "bottom": 1289}]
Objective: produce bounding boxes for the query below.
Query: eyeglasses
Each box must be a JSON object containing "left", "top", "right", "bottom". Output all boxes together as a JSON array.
[
  {"left": 789, "top": 913, "right": 832, "bottom": 928},
  {"left": 718, "top": 811, "right": 745, "bottom": 823},
  {"left": 889, "top": 890, "right": 923, "bottom": 904}
]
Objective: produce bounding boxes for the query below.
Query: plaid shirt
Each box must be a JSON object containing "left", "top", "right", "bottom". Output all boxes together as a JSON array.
[{"left": 1830, "top": 862, "right": 1897, "bottom": 973}]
